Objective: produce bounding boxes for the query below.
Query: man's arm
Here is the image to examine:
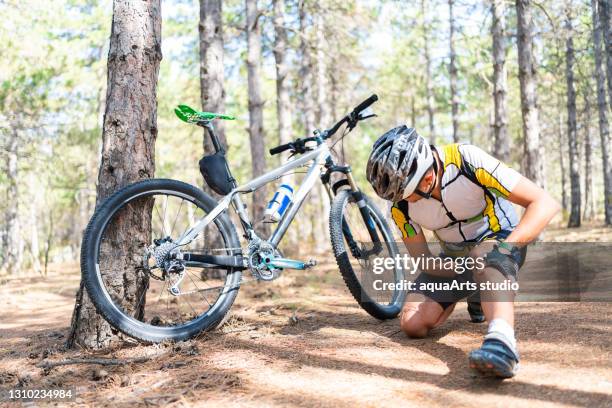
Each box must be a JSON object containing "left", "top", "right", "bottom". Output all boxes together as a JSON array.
[
  {"left": 505, "top": 176, "right": 561, "bottom": 245},
  {"left": 402, "top": 230, "right": 458, "bottom": 277}
]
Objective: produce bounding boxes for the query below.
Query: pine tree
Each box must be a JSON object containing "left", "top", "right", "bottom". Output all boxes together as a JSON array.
[{"left": 68, "top": 0, "right": 162, "bottom": 348}]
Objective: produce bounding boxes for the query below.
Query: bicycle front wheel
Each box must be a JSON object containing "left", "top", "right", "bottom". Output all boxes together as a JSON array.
[
  {"left": 329, "top": 190, "right": 405, "bottom": 319},
  {"left": 81, "top": 178, "right": 242, "bottom": 343}
]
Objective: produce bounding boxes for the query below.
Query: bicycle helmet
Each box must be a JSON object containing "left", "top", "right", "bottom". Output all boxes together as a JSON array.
[{"left": 366, "top": 126, "right": 434, "bottom": 202}]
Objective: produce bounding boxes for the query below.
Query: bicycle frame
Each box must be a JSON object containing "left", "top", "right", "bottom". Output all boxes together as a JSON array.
[{"left": 175, "top": 142, "right": 332, "bottom": 253}]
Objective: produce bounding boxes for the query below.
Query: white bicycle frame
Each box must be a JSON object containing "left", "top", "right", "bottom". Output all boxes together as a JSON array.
[{"left": 175, "top": 142, "right": 332, "bottom": 250}]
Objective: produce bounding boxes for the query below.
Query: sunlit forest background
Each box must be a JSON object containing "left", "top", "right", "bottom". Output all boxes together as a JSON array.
[{"left": 1, "top": 0, "right": 610, "bottom": 276}]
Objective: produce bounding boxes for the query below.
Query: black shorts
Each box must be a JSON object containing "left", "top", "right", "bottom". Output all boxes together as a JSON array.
[{"left": 410, "top": 230, "right": 527, "bottom": 310}]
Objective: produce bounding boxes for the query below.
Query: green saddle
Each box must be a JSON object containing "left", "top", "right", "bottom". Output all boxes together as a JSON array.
[{"left": 174, "top": 104, "right": 236, "bottom": 123}]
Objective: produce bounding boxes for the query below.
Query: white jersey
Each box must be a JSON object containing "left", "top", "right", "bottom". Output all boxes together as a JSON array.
[{"left": 391, "top": 143, "right": 521, "bottom": 243}]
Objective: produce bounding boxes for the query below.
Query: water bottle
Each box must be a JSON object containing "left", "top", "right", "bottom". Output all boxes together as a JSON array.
[{"left": 264, "top": 184, "right": 293, "bottom": 223}]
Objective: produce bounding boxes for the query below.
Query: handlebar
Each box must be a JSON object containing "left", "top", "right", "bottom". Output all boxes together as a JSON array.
[
  {"left": 269, "top": 136, "right": 320, "bottom": 156},
  {"left": 325, "top": 93, "right": 378, "bottom": 139},
  {"left": 351, "top": 94, "right": 378, "bottom": 116},
  {"left": 269, "top": 143, "right": 292, "bottom": 155},
  {"left": 269, "top": 94, "right": 379, "bottom": 156}
]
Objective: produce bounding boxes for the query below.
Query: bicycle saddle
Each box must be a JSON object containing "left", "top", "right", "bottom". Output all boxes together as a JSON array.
[{"left": 174, "top": 104, "right": 236, "bottom": 123}]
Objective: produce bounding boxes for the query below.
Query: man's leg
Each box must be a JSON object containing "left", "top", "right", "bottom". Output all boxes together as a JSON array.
[
  {"left": 474, "top": 266, "right": 515, "bottom": 327},
  {"left": 466, "top": 291, "right": 486, "bottom": 323},
  {"left": 469, "top": 248, "right": 520, "bottom": 378},
  {"left": 400, "top": 293, "right": 456, "bottom": 338}
]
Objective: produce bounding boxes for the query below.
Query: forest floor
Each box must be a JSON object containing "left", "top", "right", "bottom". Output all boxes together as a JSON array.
[{"left": 0, "top": 225, "right": 611, "bottom": 407}]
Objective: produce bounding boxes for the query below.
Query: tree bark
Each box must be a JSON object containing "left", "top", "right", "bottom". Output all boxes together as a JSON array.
[
  {"left": 583, "top": 92, "right": 595, "bottom": 221},
  {"left": 2, "top": 128, "right": 22, "bottom": 275},
  {"left": 272, "top": 0, "right": 292, "bottom": 151},
  {"left": 491, "top": 0, "right": 509, "bottom": 163},
  {"left": 448, "top": 0, "right": 459, "bottom": 142},
  {"left": 245, "top": 0, "right": 268, "bottom": 230},
  {"left": 598, "top": 0, "right": 612, "bottom": 111},
  {"left": 557, "top": 95, "right": 568, "bottom": 211},
  {"left": 312, "top": 10, "right": 330, "bottom": 252},
  {"left": 28, "top": 176, "right": 41, "bottom": 275},
  {"left": 272, "top": 0, "right": 298, "bottom": 248},
  {"left": 199, "top": 0, "right": 226, "bottom": 150},
  {"left": 516, "top": 0, "right": 545, "bottom": 188},
  {"left": 564, "top": 6, "right": 581, "bottom": 228},
  {"left": 299, "top": 1, "right": 315, "bottom": 143},
  {"left": 298, "top": 0, "right": 317, "bottom": 246},
  {"left": 421, "top": 0, "right": 436, "bottom": 141},
  {"left": 592, "top": 0, "right": 612, "bottom": 224},
  {"left": 199, "top": 0, "right": 226, "bottom": 273},
  {"left": 68, "top": 0, "right": 162, "bottom": 349}
]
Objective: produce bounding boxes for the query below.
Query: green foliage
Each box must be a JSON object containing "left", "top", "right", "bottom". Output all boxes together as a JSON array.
[{"left": 0, "top": 0, "right": 605, "bottom": 272}]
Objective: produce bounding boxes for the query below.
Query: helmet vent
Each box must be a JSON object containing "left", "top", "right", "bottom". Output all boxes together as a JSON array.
[
  {"left": 406, "top": 160, "right": 418, "bottom": 179},
  {"left": 397, "top": 150, "right": 406, "bottom": 170}
]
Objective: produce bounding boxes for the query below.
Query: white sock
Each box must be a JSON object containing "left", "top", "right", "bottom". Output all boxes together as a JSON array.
[{"left": 485, "top": 318, "right": 517, "bottom": 353}]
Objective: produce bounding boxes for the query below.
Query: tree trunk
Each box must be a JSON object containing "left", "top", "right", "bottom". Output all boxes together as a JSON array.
[
  {"left": 245, "top": 0, "right": 268, "bottom": 231},
  {"left": 199, "top": 0, "right": 226, "bottom": 275},
  {"left": 299, "top": 1, "right": 315, "bottom": 146},
  {"left": 68, "top": 0, "right": 162, "bottom": 349},
  {"left": 421, "top": 0, "right": 435, "bottom": 141},
  {"left": 410, "top": 95, "right": 417, "bottom": 128},
  {"left": 516, "top": 0, "right": 545, "bottom": 188},
  {"left": 598, "top": 0, "right": 612, "bottom": 111},
  {"left": 313, "top": 11, "right": 330, "bottom": 252},
  {"left": 448, "top": 0, "right": 459, "bottom": 142},
  {"left": 557, "top": 96, "right": 568, "bottom": 211},
  {"left": 272, "top": 0, "right": 292, "bottom": 151},
  {"left": 565, "top": 6, "right": 581, "bottom": 228},
  {"left": 298, "top": 0, "right": 316, "bottom": 246},
  {"left": 491, "top": 0, "right": 509, "bottom": 163},
  {"left": 330, "top": 56, "right": 339, "bottom": 123},
  {"left": 28, "top": 184, "right": 41, "bottom": 275},
  {"left": 583, "top": 92, "right": 595, "bottom": 221},
  {"left": 199, "top": 0, "right": 226, "bottom": 150},
  {"left": 593, "top": 0, "right": 612, "bottom": 224},
  {"left": 3, "top": 128, "right": 22, "bottom": 275},
  {"left": 272, "top": 0, "right": 298, "bottom": 248}
]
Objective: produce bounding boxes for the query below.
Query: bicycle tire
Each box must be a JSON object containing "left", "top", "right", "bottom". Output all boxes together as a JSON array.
[
  {"left": 81, "top": 178, "right": 241, "bottom": 343},
  {"left": 329, "top": 190, "right": 405, "bottom": 319}
]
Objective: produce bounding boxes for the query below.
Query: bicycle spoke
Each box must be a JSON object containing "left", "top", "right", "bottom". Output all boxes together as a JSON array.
[
  {"left": 162, "top": 195, "right": 171, "bottom": 235},
  {"left": 170, "top": 199, "right": 184, "bottom": 237},
  {"left": 186, "top": 270, "right": 212, "bottom": 307},
  {"left": 154, "top": 202, "right": 167, "bottom": 237},
  {"left": 94, "top": 187, "right": 240, "bottom": 333}
]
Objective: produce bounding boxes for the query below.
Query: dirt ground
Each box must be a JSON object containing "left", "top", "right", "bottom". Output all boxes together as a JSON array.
[{"left": 0, "top": 225, "right": 611, "bottom": 407}]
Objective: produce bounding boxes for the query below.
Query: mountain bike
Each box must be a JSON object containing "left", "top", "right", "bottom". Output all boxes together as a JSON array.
[{"left": 81, "top": 94, "right": 406, "bottom": 343}]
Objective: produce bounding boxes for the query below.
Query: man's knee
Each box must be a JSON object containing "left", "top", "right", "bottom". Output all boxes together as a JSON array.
[{"left": 400, "top": 311, "right": 430, "bottom": 338}]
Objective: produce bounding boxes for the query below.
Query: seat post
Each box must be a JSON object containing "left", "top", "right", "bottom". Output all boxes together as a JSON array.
[{"left": 199, "top": 120, "right": 224, "bottom": 154}]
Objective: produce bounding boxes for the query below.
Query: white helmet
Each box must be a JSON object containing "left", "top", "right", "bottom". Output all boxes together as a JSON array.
[{"left": 366, "top": 126, "right": 434, "bottom": 202}]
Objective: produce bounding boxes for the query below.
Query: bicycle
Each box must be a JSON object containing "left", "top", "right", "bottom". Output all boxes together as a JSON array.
[{"left": 81, "top": 94, "right": 406, "bottom": 342}]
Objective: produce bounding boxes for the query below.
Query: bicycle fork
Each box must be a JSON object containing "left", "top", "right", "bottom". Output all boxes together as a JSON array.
[{"left": 322, "top": 163, "right": 384, "bottom": 259}]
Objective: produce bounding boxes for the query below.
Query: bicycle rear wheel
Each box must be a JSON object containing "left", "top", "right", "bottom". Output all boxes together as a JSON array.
[
  {"left": 329, "top": 190, "right": 406, "bottom": 319},
  {"left": 81, "top": 178, "right": 241, "bottom": 343}
]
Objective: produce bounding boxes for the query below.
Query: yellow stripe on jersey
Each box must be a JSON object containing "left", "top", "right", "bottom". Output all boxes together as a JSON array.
[
  {"left": 442, "top": 143, "right": 462, "bottom": 169},
  {"left": 474, "top": 168, "right": 511, "bottom": 198},
  {"left": 391, "top": 205, "right": 417, "bottom": 238},
  {"left": 483, "top": 194, "right": 501, "bottom": 232}
]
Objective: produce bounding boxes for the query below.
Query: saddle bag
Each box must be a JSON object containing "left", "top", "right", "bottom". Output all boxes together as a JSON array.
[{"left": 199, "top": 152, "right": 234, "bottom": 196}]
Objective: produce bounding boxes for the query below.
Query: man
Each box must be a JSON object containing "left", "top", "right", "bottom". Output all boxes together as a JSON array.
[{"left": 366, "top": 126, "right": 560, "bottom": 378}]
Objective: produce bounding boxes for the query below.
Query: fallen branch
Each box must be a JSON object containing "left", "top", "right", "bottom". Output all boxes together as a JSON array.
[
  {"left": 221, "top": 326, "right": 258, "bottom": 334},
  {"left": 37, "top": 352, "right": 165, "bottom": 369}
]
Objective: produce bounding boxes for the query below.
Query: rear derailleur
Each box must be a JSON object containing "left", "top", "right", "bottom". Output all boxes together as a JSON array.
[{"left": 142, "top": 237, "right": 186, "bottom": 296}]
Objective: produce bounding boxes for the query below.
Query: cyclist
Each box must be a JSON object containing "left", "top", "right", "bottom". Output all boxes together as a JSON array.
[{"left": 366, "top": 125, "right": 560, "bottom": 378}]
